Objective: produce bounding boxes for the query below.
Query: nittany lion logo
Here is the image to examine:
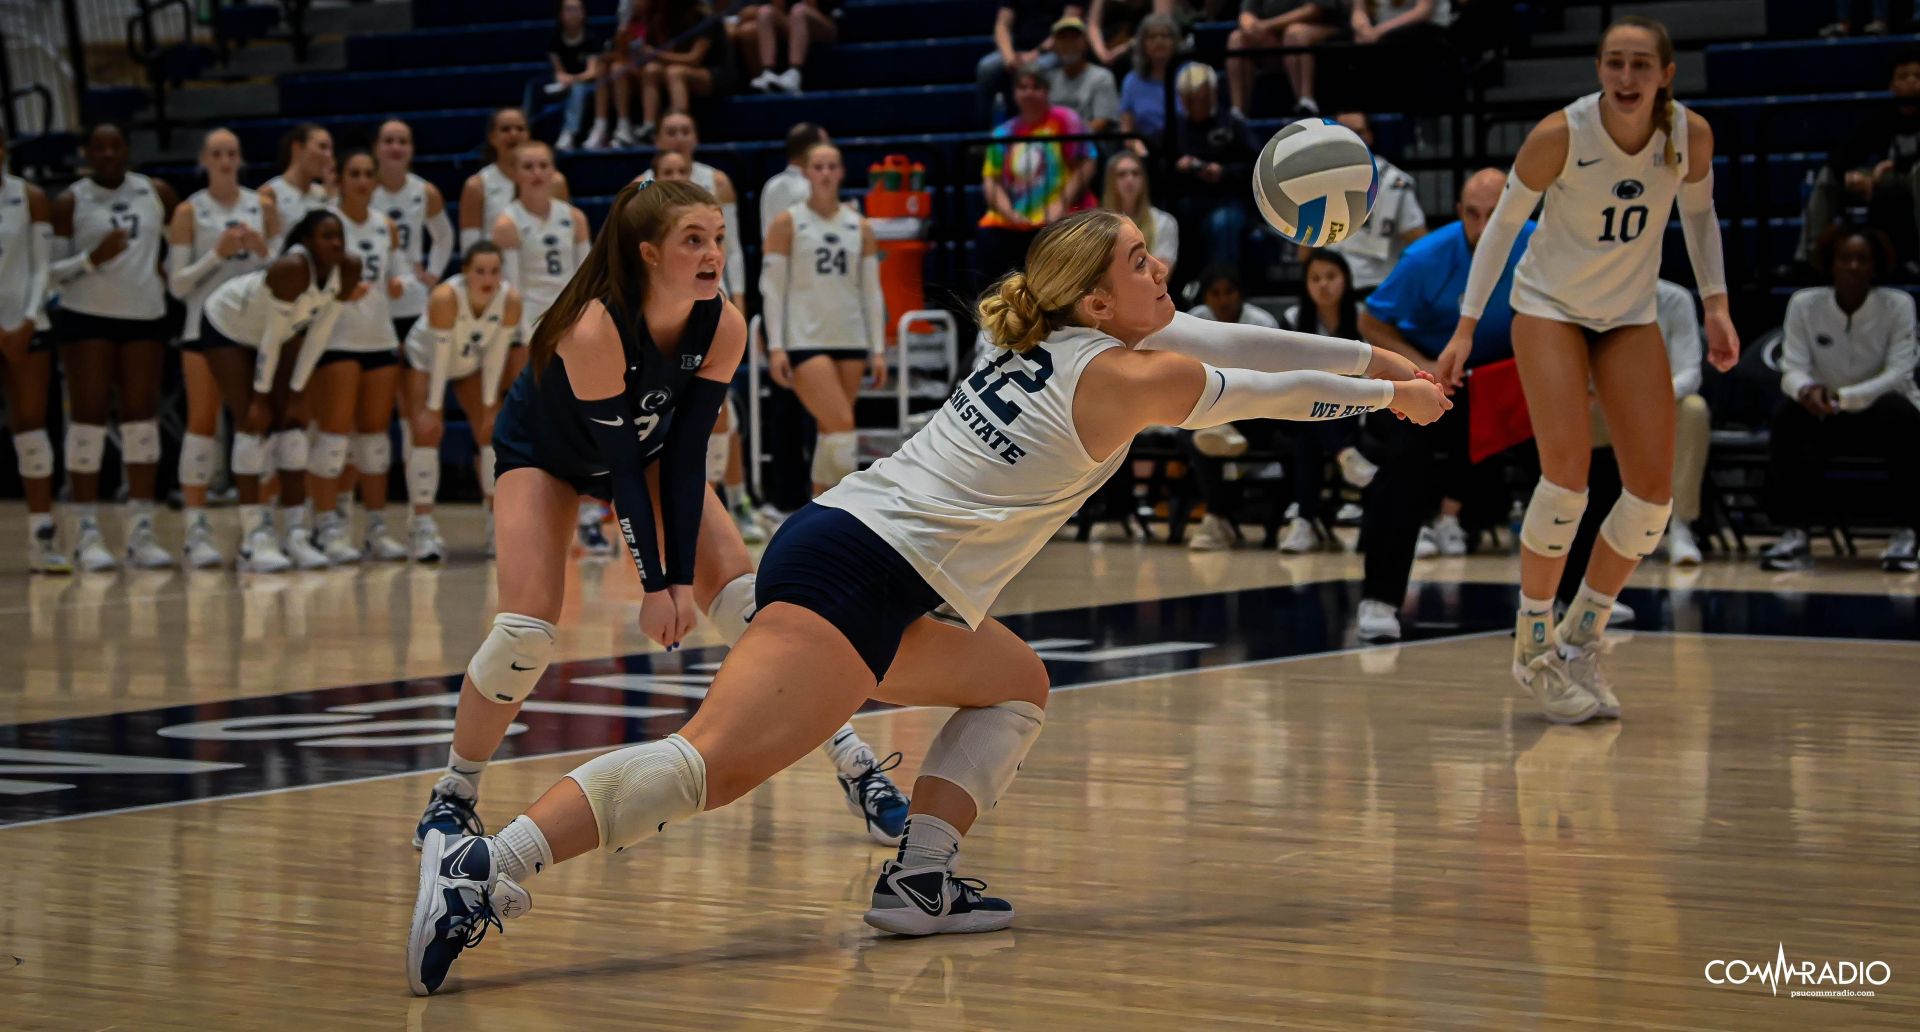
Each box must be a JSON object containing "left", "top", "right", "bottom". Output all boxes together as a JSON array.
[
  {"left": 388, "top": 207, "right": 404, "bottom": 222},
  {"left": 542, "top": 234, "right": 560, "bottom": 247},
  {"left": 639, "top": 389, "right": 671, "bottom": 412},
  {"left": 111, "top": 201, "right": 131, "bottom": 213},
  {"left": 1815, "top": 334, "right": 1835, "bottom": 348},
  {"left": 822, "top": 232, "right": 841, "bottom": 245},
  {"left": 1613, "top": 179, "right": 1645, "bottom": 201}
]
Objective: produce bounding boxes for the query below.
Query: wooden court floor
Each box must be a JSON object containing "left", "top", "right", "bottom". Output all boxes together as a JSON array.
[{"left": 2, "top": 506, "right": 1917, "bottom": 1030}]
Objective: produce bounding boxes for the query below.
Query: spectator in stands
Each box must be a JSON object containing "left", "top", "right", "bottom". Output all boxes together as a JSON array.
[
  {"left": 747, "top": 0, "right": 839, "bottom": 94},
  {"left": 1762, "top": 225, "right": 1920, "bottom": 572},
  {"left": 760, "top": 122, "right": 829, "bottom": 238},
  {"left": 1087, "top": 0, "right": 1165, "bottom": 73},
  {"left": 976, "top": 65, "right": 1099, "bottom": 284},
  {"left": 1119, "top": 13, "right": 1185, "bottom": 144},
  {"left": 1352, "top": 168, "right": 1532, "bottom": 641},
  {"left": 592, "top": 0, "right": 654, "bottom": 147},
  {"left": 978, "top": 2, "right": 1085, "bottom": 126},
  {"left": 547, "top": 0, "right": 604, "bottom": 152},
  {"left": 1822, "top": 1, "right": 1917, "bottom": 36},
  {"left": 1046, "top": 17, "right": 1121, "bottom": 133},
  {"left": 1183, "top": 266, "right": 1285, "bottom": 551},
  {"left": 1303, "top": 112, "right": 1426, "bottom": 296},
  {"left": 1350, "top": 1, "right": 1451, "bottom": 47},
  {"left": 634, "top": 1, "right": 737, "bottom": 143},
  {"left": 1228, "top": 0, "right": 1343, "bottom": 117},
  {"left": 1272, "top": 250, "right": 1375, "bottom": 553},
  {"left": 1794, "top": 50, "right": 1920, "bottom": 276},
  {"left": 1168, "top": 63, "right": 1256, "bottom": 270},
  {"left": 1101, "top": 150, "right": 1178, "bottom": 270}
]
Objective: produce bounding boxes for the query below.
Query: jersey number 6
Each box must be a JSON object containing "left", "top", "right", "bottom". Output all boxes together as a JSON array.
[{"left": 966, "top": 347, "right": 1055, "bottom": 423}]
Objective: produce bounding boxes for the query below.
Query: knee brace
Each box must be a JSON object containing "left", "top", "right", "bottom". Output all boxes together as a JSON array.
[
  {"left": 919, "top": 699, "right": 1046, "bottom": 815},
  {"left": 705, "top": 427, "right": 730, "bottom": 484},
  {"left": 566, "top": 733, "right": 707, "bottom": 853},
  {"left": 120, "top": 419, "right": 161, "bottom": 465},
  {"left": 352, "top": 432, "right": 391, "bottom": 475},
  {"left": 65, "top": 423, "right": 107, "bottom": 474},
  {"left": 1519, "top": 478, "right": 1588, "bottom": 557},
  {"left": 706, "top": 573, "right": 756, "bottom": 645},
  {"left": 231, "top": 432, "right": 268, "bottom": 477},
  {"left": 12, "top": 428, "right": 53, "bottom": 480},
  {"left": 310, "top": 432, "right": 350, "bottom": 479},
  {"left": 408, "top": 446, "right": 440, "bottom": 506},
  {"left": 1599, "top": 489, "right": 1672, "bottom": 561},
  {"left": 272, "top": 428, "right": 309, "bottom": 473},
  {"left": 810, "top": 429, "right": 858, "bottom": 486},
  {"left": 467, "top": 612, "right": 557, "bottom": 704},
  {"left": 476, "top": 444, "right": 496, "bottom": 498},
  {"left": 178, "top": 432, "right": 217, "bottom": 487}
]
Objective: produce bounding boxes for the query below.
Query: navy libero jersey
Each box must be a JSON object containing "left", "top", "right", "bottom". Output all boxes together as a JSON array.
[{"left": 494, "top": 293, "right": 724, "bottom": 488}]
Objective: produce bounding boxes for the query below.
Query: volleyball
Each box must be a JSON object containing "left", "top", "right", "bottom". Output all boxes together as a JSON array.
[{"left": 1251, "top": 118, "right": 1380, "bottom": 247}]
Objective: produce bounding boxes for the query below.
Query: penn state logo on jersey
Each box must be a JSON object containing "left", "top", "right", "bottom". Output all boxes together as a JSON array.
[
  {"left": 640, "top": 388, "right": 672, "bottom": 412},
  {"left": 1816, "top": 333, "right": 1836, "bottom": 348},
  {"left": 387, "top": 206, "right": 405, "bottom": 223},
  {"left": 823, "top": 232, "right": 841, "bottom": 245},
  {"left": 111, "top": 200, "right": 130, "bottom": 214},
  {"left": 5, "top": 194, "right": 21, "bottom": 208},
  {"left": 1613, "top": 179, "right": 1645, "bottom": 201},
  {"left": 543, "top": 234, "right": 560, "bottom": 248}
]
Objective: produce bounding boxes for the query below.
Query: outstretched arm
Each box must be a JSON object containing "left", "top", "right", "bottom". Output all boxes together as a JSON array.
[{"left": 1139, "top": 310, "right": 1418, "bottom": 380}]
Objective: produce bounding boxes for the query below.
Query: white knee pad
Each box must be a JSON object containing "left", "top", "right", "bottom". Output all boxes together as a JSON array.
[
  {"left": 120, "top": 419, "right": 161, "bottom": 465},
  {"left": 178, "top": 432, "right": 217, "bottom": 487},
  {"left": 1519, "top": 478, "right": 1588, "bottom": 557},
  {"left": 476, "top": 444, "right": 496, "bottom": 498},
  {"left": 310, "top": 432, "right": 350, "bottom": 479},
  {"left": 1599, "top": 489, "right": 1673, "bottom": 561},
  {"left": 919, "top": 699, "right": 1046, "bottom": 815},
  {"left": 12, "top": 429, "right": 53, "bottom": 480},
  {"left": 706, "top": 573, "right": 756, "bottom": 645},
  {"left": 705, "top": 427, "right": 730, "bottom": 483},
  {"left": 810, "top": 430, "right": 858, "bottom": 486},
  {"left": 272, "top": 428, "right": 309, "bottom": 473},
  {"left": 467, "top": 611, "right": 557, "bottom": 704},
  {"left": 231, "top": 432, "right": 268, "bottom": 477},
  {"left": 566, "top": 733, "right": 707, "bottom": 853},
  {"left": 408, "top": 446, "right": 440, "bottom": 507},
  {"left": 352, "top": 432, "right": 391, "bottom": 475},
  {"left": 65, "top": 423, "right": 107, "bottom": 474}
]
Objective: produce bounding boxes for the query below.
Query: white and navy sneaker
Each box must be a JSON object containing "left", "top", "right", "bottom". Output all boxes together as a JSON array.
[
  {"left": 74, "top": 518, "right": 117, "bottom": 572},
  {"left": 576, "top": 517, "right": 613, "bottom": 557},
  {"left": 1562, "top": 639, "right": 1621, "bottom": 720},
  {"left": 182, "top": 514, "right": 223, "bottom": 569},
  {"left": 838, "top": 752, "right": 911, "bottom": 846},
  {"left": 414, "top": 778, "right": 485, "bottom": 849},
  {"left": 28, "top": 522, "right": 72, "bottom": 575},
  {"left": 410, "top": 516, "right": 445, "bottom": 563},
  {"left": 1760, "top": 528, "right": 1811, "bottom": 571},
  {"left": 364, "top": 517, "right": 409, "bottom": 562},
  {"left": 1881, "top": 528, "right": 1917, "bottom": 573},
  {"left": 316, "top": 515, "right": 363, "bottom": 565},
  {"left": 864, "top": 858, "right": 1014, "bottom": 936},
  {"left": 1512, "top": 646, "right": 1603, "bottom": 725},
  {"left": 238, "top": 522, "right": 292, "bottom": 573},
  {"left": 285, "top": 526, "right": 330, "bottom": 570},
  {"left": 406, "top": 831, "right": 531, "bottom": 996}
]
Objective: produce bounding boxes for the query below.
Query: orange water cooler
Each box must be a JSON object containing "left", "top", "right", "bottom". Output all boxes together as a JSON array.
[{"left": 864, "top": 154, "right": 932, "bottom": 344}]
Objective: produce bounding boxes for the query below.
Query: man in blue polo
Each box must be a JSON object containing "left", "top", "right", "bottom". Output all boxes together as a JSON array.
[{"left": 1350, "top": 167, "right": 1535, "bottom": 642}]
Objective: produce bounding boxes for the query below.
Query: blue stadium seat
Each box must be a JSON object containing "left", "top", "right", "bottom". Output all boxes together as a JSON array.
[
  {"left": 280, "top": 64, "right": 544, "bottom": 117},
  {"left": 412, "top": 0, "right": 613, "bottom": 29},
  {"left": 711, "top": 85, "right": 975, "bottom": 139},
  {"left": 1693, "top": 93, "right": 1885, "bottom": 154},
  {"left": 347, "top": 19, "right": 616, "bottom": 72},
  {"left": 1706, "top": 36, "right": 1920, "bottom": 96},
  {"left": 837, "top": 0, "right": 994, "bottom": 44},
  {"left": 803, "top": 37, "right": 991, "bottom": 90}
]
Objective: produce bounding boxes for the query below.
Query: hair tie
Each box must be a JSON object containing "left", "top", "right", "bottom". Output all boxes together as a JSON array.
[{"left": 634, "top": 178, "right": 653, "bottom": 192}]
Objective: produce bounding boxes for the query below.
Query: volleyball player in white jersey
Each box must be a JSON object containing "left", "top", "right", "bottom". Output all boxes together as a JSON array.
[
  {"left": 407, "top": 209, "right": 1445, "bottom": 993},
  {"left": 261, "top": 123, "right": 331, "bottom": 251},
  {"left": 763, "top": 143, "right": 889, "bottom": 494},
  {"left": 168, "top": 129, "right": 275, "bottom": 569},
  {"left": 1436, "top": 16, "right": 1739, "bottom": 724},
  {"left": 637, "top": 113, "right": 744, "bottom": 301},
  {"left": 459, "top": 108, "right": 573, "bottom": 259},
  {"left": 304, "top": 150, "right": 409, "bottom": 566},
  {"left": 198, "top": 209, "right": 363, "bottom": 571},
  {"left": 492, "top": 142, "right": 589, "bottom": 341},
  {"left": 0, "top": 131, "right": 65, "bottom": 573},
  {"left": 400, "top": 245, "right": 522, "bottom": 563},
  {"left": 47, "top": 123, "right": 179, "bottom": 572},
  {"left": 374, "top": 120, "right": 455, "bottom": 346}
]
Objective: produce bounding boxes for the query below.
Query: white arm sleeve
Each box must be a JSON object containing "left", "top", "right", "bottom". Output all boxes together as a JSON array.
[
  {"left": 1677, "top": 171, "right": 1727, "bottom": 299},
  {"left": 459, "top": 226, "right": 483, "bottom": 257},
  {"left": 761, "top": 252, "right": 789, "bottom": 352},
  {"left": 251, "top": 299, "right": 300, "bottom": 394},
  {"left": 287, "top": 304, "right": 342, "bottom": 392},
  {"left": 861, "top": 253, "right": 886, "bottom": 354},
  {"left": 721, "top": 200, "right": 744, "bottom": 296},
  {"left": 424, "top": 209, "right": 455, "bottom": 281},
  {"left": 167, "top": 245, "right": 225, "bottom": 300},
  {"left": 498, "top": 248, "right": 522, "bottom": 287},
  {"left": 480, "top": 323, "right": 514, "bottom": 406},
  {"left": 423, "top": 326, "right": 455, "bottom": 412},
  {"left": 1177, "top": 363, "right": 1395, "bottom": 428},
  {"left": 1459, "top": 169, "right": 1540, "bottom": 320},
  {"left": 1140, "top": 310, "right": 1373, "bottom": 376},
  {"left": 48, "top": 235, "right": 93, "bottom": 285},
  {"left": 24, "top": 223, "right": 51, "bottom": 323},
  {"left": 575, "top": 233, "right": 592, "bottom": 268}
]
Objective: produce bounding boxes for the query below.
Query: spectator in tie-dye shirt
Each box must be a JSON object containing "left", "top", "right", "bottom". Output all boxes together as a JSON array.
[{"left": 975, "top": 66, "right": 1098, "bottom": 288}]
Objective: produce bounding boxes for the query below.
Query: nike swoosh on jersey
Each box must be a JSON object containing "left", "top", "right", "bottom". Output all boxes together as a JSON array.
[
  {"left": 590, "top": 416, "right": 623, "bottom": 426},
  {"left": 1576, "top": 157, "right": 1603, "bottom": 167}
]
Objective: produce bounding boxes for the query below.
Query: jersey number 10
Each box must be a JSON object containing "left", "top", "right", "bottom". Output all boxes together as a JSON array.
[{"left": 1598, "top": 204, "right": 1649, "bottom": 243}]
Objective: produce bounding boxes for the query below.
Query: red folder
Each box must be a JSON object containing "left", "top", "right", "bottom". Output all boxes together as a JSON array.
[{"left": 1466, "top": 358, "right": 1534, "bottom": 462}]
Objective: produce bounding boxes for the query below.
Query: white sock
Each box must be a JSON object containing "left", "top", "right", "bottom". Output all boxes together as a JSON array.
[
  {"left": 281, "top": 505, "right": 307, "bottom": 532},
  {"left": 824, "top": 724, "right": 877, "bottom": 778},
  {"left": 493, "top": 815, "right": 553, "bottom": 881},
  {"left": 239, "top": 504, "right": 267, "bottom": 534},
  {"left": 125, "top": 499, "right": 155, "bottom": 528},
  {"left": 1559, "top": 581, "right": 1616, "bottom": 647},
  {"left": 183, "top": 505, "right": 207, "bottom": 528},
  {"left": 898, "top": 814, "right": 961, "bottom": 870},
  {"left": 27, "top": 511, "right": 52, "bottom": 536},
  {"left": 1516, "top": 592, "right": 1555, "bottom": 662},
  {"left": 447, "top": 747, "right": 489, "bottom": 795}
]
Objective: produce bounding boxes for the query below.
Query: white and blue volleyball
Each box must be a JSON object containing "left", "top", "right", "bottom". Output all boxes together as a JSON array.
[{"left": 1251, "top": 118, "right": 1379, "bottom": 247}]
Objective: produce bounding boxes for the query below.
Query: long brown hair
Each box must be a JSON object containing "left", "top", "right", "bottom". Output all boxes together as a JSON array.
[
  {"left": 528, "top": 178, "right": 720, "bottom": 377},
  {"left": 1601, "top": 15, "right": 1678, "bottom": 168}
]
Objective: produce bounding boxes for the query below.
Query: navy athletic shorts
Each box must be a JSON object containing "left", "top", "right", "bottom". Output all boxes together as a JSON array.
[{"left": 754, "top": 502, "right": 945, "bottom": 680}]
